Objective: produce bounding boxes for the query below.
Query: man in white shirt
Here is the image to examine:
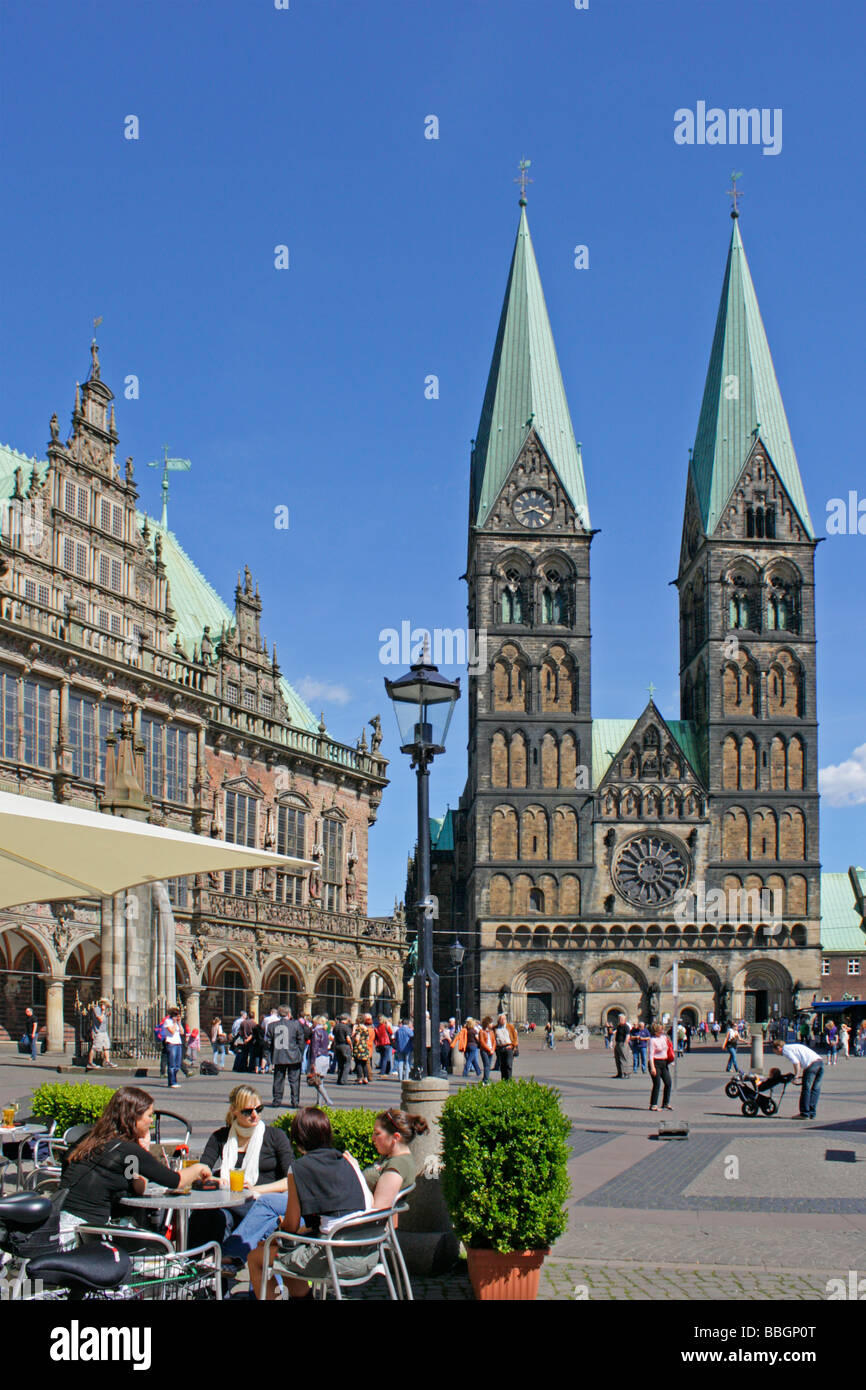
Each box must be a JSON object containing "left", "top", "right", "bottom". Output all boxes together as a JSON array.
[{"left": 772, "top": 1040, "right": 824, "bottom": 1119}]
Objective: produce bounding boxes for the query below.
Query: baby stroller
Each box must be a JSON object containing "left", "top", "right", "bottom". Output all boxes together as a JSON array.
[{"left": 724, "top": 1067, "right": 795, "bottom": 1117}]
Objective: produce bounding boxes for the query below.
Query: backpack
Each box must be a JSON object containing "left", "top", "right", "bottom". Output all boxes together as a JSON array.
[
  {"left": 154, "top": 1022, "right": 168, "bottom": 1044},
  {"left": 200, "top": 1061, "right": 219, "bottom": 1076}
]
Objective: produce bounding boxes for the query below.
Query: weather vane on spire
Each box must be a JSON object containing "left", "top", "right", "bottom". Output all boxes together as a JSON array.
[
  {"left": 147, "top": 444, "right": 192, "bottom": 529},
  {"left": 514, "top": 158, "right": 533, "bottom": 206},
  {"left": 727, "top": 171, "right": 744, "bottom": 219}
]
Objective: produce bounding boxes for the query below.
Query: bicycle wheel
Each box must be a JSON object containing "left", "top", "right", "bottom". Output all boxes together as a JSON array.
[
  {"left": 741, "top": 1100, "right": 758, "bottom": 1117},
  {"left": 760, "top": 1098, "right": 777, "bottom": 1116},
  {"left": 724, "top": 1082, "right": 739, "bottom": 1099}
]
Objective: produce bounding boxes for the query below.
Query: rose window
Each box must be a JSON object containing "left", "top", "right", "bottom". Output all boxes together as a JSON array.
[{"left": 612, "top": 835, "right": 689, "bottom": 907}]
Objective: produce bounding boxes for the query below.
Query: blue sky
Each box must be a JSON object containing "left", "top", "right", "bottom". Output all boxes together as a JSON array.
[{"left": 1, "top": 0, "right": 864, "bottom": 913}]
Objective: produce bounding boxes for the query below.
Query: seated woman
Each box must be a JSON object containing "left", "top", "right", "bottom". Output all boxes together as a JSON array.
[
  {"left": 188, "top": 1084, "right": 294, "bottom": 1254},
  {"left": 248, "top": 1105, "right": 426, "bottom": 1300},
  {"left": 58, "top": 1086, "right": 210, "bottom": 1246},
  {"left": 362, "top": 1108, "right": 427, "bottom": 1204}
]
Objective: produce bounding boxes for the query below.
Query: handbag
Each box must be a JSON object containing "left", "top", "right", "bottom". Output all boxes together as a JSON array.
[
  {"left": 18, "top": 1034, "right": 31, "bottom": 1053},
  {"left": 665, "top": 1036, "right": 675, "bottom": 1062}
]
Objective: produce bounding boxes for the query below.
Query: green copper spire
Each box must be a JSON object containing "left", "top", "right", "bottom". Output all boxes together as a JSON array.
[
  {"left": 690, "top": 217, "right": 814, "bottom": 538},
  {"left": 471, "top": 205, "right": 589, "bottom": 528}
]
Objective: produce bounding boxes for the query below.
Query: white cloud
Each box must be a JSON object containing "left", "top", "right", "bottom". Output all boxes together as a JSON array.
[
  {"left": 819, "top": 743, "right": 866, "bottom": 806},
  {"left": 296, "top": 676, "right": 353, "bottom": 707}
]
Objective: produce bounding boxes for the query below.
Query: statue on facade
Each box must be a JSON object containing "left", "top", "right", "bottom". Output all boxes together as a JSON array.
[
  {"left": 369, "top": 715, "right": 383, "bottom": 753},
  {"left": 125, "top": 456, "right": 135, "bottom": 483},
  {"left": 50, "top": 413, "right": 60, "bottom": 442}
]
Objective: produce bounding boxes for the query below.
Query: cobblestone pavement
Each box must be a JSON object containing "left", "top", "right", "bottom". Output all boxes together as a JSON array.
[{"left": 4, "top": 1037, "right": 866, "bottom": 1300}]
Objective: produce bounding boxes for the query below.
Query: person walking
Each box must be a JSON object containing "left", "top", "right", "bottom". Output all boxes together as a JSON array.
[
  {"left": 22, "top": 1006, "right": 39, "bottom": 1062},
  {"left": 478, "top": 1016, "right": 496, "bottom": 1084},
  {"left": 266, "top": 1005, "right": 308, "bottom": 1108},
  {"left": 374, "top": 1016, "right": 394, "bottom": 1075},
  {"left": 456, "top": 1018, "right": 483, "bottom": 1078},
  {"left": 544, "top": 1020, "right": 556, "bottom": 1050},
  {"left": 839, "top": 1022, "right": 850, "bottom": 1059},
  {"left": 331, "top": 1013, "right": 353, "bottom": 1085},
  {"left": 211, "top": 1016, "right": 228, "bottom": 1069},
  {"left": 393, "top": 1018, "right": 414, "bottom": 1081},
  {"left": 648, "top": 1022, "right": 674, "bottom": 1111},
  {"left": 351, "top": 1014, "right": 374, "bottom": 1085},
  {"left": 494, "top": 1013, "right": 519, "bottom": 1080},
  {"left": 162, "top": 1006, "right": 185, "bottom": 1088},
  {"left": 613, "top": 1014, "right": 630, "bottom": 1079},
  {"left": 676, "top": 1021, "right": 687, "bottom": 1059},
  {"left": 85, "top": 998, "right": 117, "bottom": 1070},
  {"left": 772, "top": 1039, "right": 824, "bottom": 1119},
  {"left": 631, "top": 1020, "right": 649, "bottom": 1074},
  {"left": 724, "top": 1022, "right": 740, "bottom": 1072},
  {"left": 604, "top": 1021, "right": 613, "bottom": 1049},
  {"left": 825, "top": 1020, "right": 838, "bottom": 1066}
]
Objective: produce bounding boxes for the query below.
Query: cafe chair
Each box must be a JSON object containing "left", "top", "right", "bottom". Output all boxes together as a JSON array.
[
  {"left": 151, "top": 1110, "right": 192, "bottom": 1149},
  {"left": 73, "top": 1224, "right": 223, "bottom": 1301},
  {"left": 260, "top": 1201, "right": 412, "bottom": 1302}
]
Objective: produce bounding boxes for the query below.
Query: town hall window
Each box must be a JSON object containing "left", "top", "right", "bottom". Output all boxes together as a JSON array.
[{"left": 224, "top": 790, "right": 258, "bottom": 896}]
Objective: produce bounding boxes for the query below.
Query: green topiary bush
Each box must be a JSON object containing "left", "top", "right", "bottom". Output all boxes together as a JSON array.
[
  {"left": 29, "top": 1081, "right": 116, "bottom": 1133},
  {"left": 271, "top": 1107, "right": 378, "bottom": 1168},
  {"left": 439, "top": 1079, "right": 571, "bottom": 1253}
]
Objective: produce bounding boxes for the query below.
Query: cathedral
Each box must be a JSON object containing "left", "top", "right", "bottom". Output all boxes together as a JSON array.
[
  {"left": 419, "top": 194, "right": 821, "bottom": 1030},
  {"left": 0, "top": 345, "right": 405, "bottom": 1049}
]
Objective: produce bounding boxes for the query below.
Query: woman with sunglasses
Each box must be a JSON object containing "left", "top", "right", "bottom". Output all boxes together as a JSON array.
[{"left": 188, "top": 1084, "right": 293, "bottom": 1253}]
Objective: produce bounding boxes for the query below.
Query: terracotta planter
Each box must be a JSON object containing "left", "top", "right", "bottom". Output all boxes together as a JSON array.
[{"left": 466, "top": 1247, "right": 549, "bottom": 1301}]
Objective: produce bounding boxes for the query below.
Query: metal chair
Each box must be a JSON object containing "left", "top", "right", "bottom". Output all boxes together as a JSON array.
[
  {"left": 260, "top": 1203, "right": 409, "bottom": 1301},
  {"left": 14, "top": 1120, "right": 57, "bottom": 1189},
  {"left": 151, "top": 1110, "right": 191, "bottom": 1150},
  {"left": 73, "top": 1224, "right": 223, "bottom": 1301}
]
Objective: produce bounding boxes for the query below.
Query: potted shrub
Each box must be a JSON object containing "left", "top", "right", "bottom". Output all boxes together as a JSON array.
[{"left": 439, "top": 1078, "right": 570, "bottom": 1300}]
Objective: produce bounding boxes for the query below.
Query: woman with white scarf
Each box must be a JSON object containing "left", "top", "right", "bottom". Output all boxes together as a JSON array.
[{"left": 188, "top": 1085, "right": 293, "bottom": 1256}]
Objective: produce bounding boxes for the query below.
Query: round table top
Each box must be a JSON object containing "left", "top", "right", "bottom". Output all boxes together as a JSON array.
[
  {"left": 120, "top": 1186, "right": 250, "bottom": 1212},
  {"left": 0, "top": 1123, "right": 48, "bottom": 1141}
]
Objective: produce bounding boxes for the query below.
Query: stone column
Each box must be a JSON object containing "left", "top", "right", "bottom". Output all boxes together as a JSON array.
[
  {"left": 181, "top": 986, "right": 201, "bottom": 1035},
  {"left": 45, "top": 976, "right": 66, "bottom": 1053},
  {"left": 398, "top": 1076, "right": 459, "bottom": 1275},
  {"left": 248, "top": 993, "right": 260, "bottom": 1019},
  {"left": 750, "top": 1027, "right": 764, "bottom": 1071}
]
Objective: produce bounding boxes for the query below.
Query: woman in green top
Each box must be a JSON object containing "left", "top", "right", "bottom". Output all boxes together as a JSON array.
[{"left": 363, "top": 1108, "right": 428, "bottom": 1209}]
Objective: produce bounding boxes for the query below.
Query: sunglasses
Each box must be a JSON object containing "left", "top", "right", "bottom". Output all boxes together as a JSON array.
[{"left": 239, "top": 1105, "right": 264, "bottom": 1118}]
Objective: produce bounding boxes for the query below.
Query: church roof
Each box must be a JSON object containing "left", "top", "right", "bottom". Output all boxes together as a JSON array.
[
  {"left": 591, "top": 716, "right": 705, "bottom": 787},
  {"left": 470, "top": 206, "right": 589, "bottom": 528},
  {"left": 429, "top": 809, "right": 454, "bottom": 852},
  {"left": 141, "top": 515, "right": 319, "bottom": 733},
  {"left": 820, "top": 871, "right": 866, "bottom": 954},
  {"left": 690, "top": 218, "right": 813, "bottom": 539}
]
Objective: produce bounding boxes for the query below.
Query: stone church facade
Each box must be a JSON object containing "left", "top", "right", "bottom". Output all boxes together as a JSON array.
[
  {"left": 421, "top": 202, "right": 821, "bottom": 1029},
  {"left": 0, "top": 345, "right": 404, "bottom": 1050}
]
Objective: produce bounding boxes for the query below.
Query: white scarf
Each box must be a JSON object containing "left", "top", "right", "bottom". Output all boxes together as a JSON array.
[{"left": 219, "top": 1120, "right": 266, "bottom": 1188}]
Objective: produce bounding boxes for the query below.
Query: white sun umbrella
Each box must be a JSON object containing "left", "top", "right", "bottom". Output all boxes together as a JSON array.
[{"left": 0, "top": 790, "right": 313, "bottom": 909}]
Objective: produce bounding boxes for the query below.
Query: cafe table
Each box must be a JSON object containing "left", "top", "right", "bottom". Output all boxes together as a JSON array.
[
  {"left": 0, "top": 1123, "right": 49, "bottom": 1190},
  {"left": 120, "top": 1184, "right": 249, "bottom": 1251}
]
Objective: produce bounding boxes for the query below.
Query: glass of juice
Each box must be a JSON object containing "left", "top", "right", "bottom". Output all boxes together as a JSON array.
[
  {"left": 229, "top": 1167, "right": 245, "bottom": 1193},
  {"left": 2, "top": 1105, "right": 16, "bottom": 1128}
]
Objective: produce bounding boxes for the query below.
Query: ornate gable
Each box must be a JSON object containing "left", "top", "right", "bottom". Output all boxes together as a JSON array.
[
  {"left": 598, "top": 703, "right": 706, "bottom": 824},
  {"left": 715, "top": 439, "right": 810, "bottom": 544},
  {"left": 482, "top": 430, "right": 590, "bottom": 535}
]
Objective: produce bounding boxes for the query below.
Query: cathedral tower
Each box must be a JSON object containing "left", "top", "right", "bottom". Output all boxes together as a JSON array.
[
  {"left": 461, "top": 197, "right": 594, "bottom": 1018},
  {"left": 678, "top": 210, "right": 820, "bottom": 1014}
]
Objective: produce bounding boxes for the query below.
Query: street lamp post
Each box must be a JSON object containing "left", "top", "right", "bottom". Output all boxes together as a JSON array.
[
  {"left": 450, "top": 938, "right": 465, "bottom": 1026},
  {"left": 385, "top": 658, "right": 461, "bottom": 1080}
]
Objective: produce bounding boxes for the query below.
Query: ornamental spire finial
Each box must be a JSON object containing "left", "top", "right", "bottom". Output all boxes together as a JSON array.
[
  {"left": 514, "top": 157, "right": 533, "bottom": 207},
  {"left": 727, "top": 171, "right": 743, "bottom": 219}
]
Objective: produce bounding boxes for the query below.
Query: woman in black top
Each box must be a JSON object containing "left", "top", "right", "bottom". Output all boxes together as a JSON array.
[
  {"left": 58, "top": 1087, "right": 210, "bottom": 1244},
  {"left": 248, "top": 1106, "right": 371, "bottom": 1300}
]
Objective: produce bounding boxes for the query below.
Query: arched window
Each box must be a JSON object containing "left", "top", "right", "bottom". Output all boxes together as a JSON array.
[
  {"left": 529, "top": 888, "right": 545, "bottom": 912},
  {"left": 217, "top": 968, "right": 245, "bottom": 1020},
  {"left": 541, "top": 570, "right": 567, "bottom": 624},
  {"left": 501, "top": 569, "right": 526, "bottom": 624},
  {"left": 313, "top": 973, "right": 347, "bottom": 1017}
]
